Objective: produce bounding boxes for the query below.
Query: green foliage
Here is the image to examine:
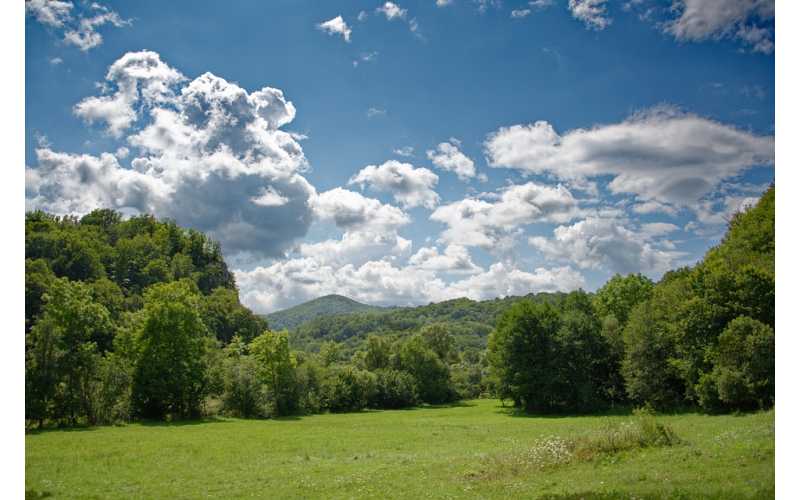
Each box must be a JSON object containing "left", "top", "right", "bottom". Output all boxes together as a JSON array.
[
  {"left": 696, "top": 316, "right": 774, "bottom": 412},
  {"left": 289, "top": 294, "right": 564, "bottom": 358},
  {"left": 266, "top": 294, "right": 386, "bottom": 331},
  {"left": 25, "top": 258, "right": 56, "bottom": 330},
  {"left": 363, "top": 334, "right": 392, "bottom": 371},
  {"left": 593, "top": 273, "right": 654, "bottom": 328},
  {"left": 554, "top": 292, "right": 615, "bottom": 411},
  {"left": 324, "top": 366, "right": 377, "bottom": 412},
  {"left": 622, "top": 280, "right": 688, "bottom": 410},
  {"left": 370, "top": 368, "right": 419, "bottom": 409},
  {"left": 319, "top": 340, "right": 343, "bottom": 367},
  {"left": 25, "top": 209, "right": 245, "bottom": 343},
  {"left": 86, "top": 353, "right": 133, "bottom": 425},
  {"left": 25, "top": 279, "right": 115, "bottom": 425},
  {"left": 200, "top": 287, "right": 268, "bottom": 344},
  {"left": 396, "top": 335, "right": 455, "bottom": 404},
  {"left": 622, "top": 186, "right": 775, "bottom": 412},
  {"left": 250, "top": 330, "right": 299, "bottom": 416},
  {"left": 420, "top": 323, "right": 457, "bottom": 363},
  {"left": 294, "top": 356, "right": 327, "bottom": 414},
  {"left": 132, "top": 281, "right": 209, "bottom": 420},
  {"left": 489, "top": 293, "right": 618, "bottom": 413},
  {"left": 25, "top": 209, "right": 266, "bottom": 426},
  {"left": 221, "top": 354, "right": 267, "bottom": 418},
  {"left": 451, "top": 349, "right": 489, "bottom": 399}
]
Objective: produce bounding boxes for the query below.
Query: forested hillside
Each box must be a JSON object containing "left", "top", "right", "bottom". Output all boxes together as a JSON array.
[
  {"left": 25, "top": 209, "right": 267, "bottom": 425},
  {"left": 289, "top": 293, "right": 566, "bottom": 355},
  {"left": 266, "top": 294, "right": 386, "bottom": 331}
]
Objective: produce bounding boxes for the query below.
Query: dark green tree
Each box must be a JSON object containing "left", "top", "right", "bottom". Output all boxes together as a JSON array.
[
  {"left": 487, "top": 300, "right": 561, "bottom": 412},
  {"left": 132, "top": 281, "right": 209, "bottom": 419}
]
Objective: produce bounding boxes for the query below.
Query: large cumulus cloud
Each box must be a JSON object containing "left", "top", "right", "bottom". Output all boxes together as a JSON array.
[{"left": 27, "top": 50, "right": 316, "bottom": 258}]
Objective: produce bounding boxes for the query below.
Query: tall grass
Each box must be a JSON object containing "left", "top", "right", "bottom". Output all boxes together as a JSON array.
[{"left": 468, "top": 410, "right": 681, "bottom": 480}]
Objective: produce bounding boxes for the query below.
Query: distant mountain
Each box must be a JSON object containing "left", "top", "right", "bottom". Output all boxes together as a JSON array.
[
  {"left": 265, "top": 294, "right": 387, "bottom": 331},
  {"left": 289, "top": 292, "right": 568, "bottom": 355}
]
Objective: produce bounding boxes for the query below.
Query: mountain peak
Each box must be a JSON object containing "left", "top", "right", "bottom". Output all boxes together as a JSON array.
[{"left": 266, "top": 295, "right": 384, "bottom": 331}]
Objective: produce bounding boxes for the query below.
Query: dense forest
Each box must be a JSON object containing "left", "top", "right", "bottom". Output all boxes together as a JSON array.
[{"left": 24, "top": 186, "right": 774, "bottom": 427}]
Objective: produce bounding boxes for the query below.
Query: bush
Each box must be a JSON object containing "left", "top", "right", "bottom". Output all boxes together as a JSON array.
[
  {"left": 371, "top": 369, "right": 418, "bottom": 409},
  {"left": 325, "top": 366, "right": 377, "bottom": 412},
  {"left": 88, "top": 354, "right": 133, "bottom": 425},
  {"left": 295, "top": 358, "right": 327, "bottom": 415},
  {"left": 221, "top": 356, "right": 267, "bottom": 418}
]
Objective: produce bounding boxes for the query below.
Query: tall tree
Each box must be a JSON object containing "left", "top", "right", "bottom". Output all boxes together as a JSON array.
[
  {"left": 132, "top": 281, "right": 209, "bottom": 419},
  {"left": 25, "top": 279, "right": 112, "bottom": 425},
  {"left": 250, "top": 330, "right": 298, "bottom": 416},
  {"left": 488, "top": 300, "right": 561, "bottom": 412}
]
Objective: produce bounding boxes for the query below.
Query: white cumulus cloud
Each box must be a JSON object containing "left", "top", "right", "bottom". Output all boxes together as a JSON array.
[
  {"left": 530, "top": 216, "right": 684, "bottom": 277},
  {"left": 484, "top": 107, "right": 774, "bottom": 208},
  {"left": 28, "top": 51, "right": 316, "bottom": 258},
  {"left": 431, "top": 182, "right": 583, "bottom": 250},
  {"left": 74, "top": 50, "right": 185, "bottom": 137},
  {"left": 349, "top": 160, "right": 440, "bottom": 209},
  {"left": 26, "top": 0, "right": 130, "bottom": 51},
  {"left": 427, "top": 139, "right": 477, "bottom": 181}
]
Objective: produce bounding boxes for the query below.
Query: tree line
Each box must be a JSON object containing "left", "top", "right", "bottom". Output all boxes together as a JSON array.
[
  {"left": 489, "top": 186, "right": 774, "bottom": 413},
  {"left": 25, "top": 186, "right": 774, "bottom": 426}
]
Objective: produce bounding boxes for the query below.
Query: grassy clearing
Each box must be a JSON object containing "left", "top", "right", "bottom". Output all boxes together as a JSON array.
[{"left": 25, "top": 400, "right": 773, "bottom": 499}]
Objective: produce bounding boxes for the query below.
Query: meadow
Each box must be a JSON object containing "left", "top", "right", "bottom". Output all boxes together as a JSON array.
[{"left": 25, "top": 399, "right": 774, "bottom": 499}]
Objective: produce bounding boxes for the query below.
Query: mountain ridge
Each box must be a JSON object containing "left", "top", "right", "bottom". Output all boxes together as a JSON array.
[{"left": 265, "top": 294, "right": 388, "bottom": 331}]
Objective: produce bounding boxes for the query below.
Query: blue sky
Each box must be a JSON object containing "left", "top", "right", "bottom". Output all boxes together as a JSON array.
[{"left": 25, "top": 0, "right": 775, "bottom": 313}]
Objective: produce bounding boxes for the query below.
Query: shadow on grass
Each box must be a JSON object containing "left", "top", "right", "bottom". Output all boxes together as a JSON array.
[
  {"left": 137, "top": 416, "right": 234, "bottom": 427},
  {"left": 25, "top": 489, "right": 53, "bottom": 499},
  {"left": 538, "top": 490, "right": 773, "bottom": 500},
  {"left": 26, "top": 416, "right": 235, "bottom": 434},
  {"left": 494, "top": 403, "right": 706, "bottom": 419},
  {"left": 25, "top": 424, "right": 100, "bottom": 436}
]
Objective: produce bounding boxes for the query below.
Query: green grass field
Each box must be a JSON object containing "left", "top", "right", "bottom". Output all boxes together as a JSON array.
[{"left": 25, "top": 400, "right": 774, "bottom": 499}]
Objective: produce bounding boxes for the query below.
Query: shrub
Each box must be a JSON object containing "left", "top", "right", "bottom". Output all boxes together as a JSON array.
[
  {"left": 370, "top": 369, "right": 418, "bottom": 409},
  {"left": 295, "top": 358, "right": 327, "bottom": 415},
  {"left": 325, "top": 366, "right": 377, "bottom": 412},
  {"left": 88, "top": 354, "right": 133, "bottom": 425},
  {"left": 221, "top": 356, "right": 267, "bottom": 418}
]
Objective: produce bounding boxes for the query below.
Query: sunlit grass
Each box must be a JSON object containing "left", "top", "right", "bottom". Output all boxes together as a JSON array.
[{"left": 25, "top": 399, "right": 774, "bottom": 499}]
